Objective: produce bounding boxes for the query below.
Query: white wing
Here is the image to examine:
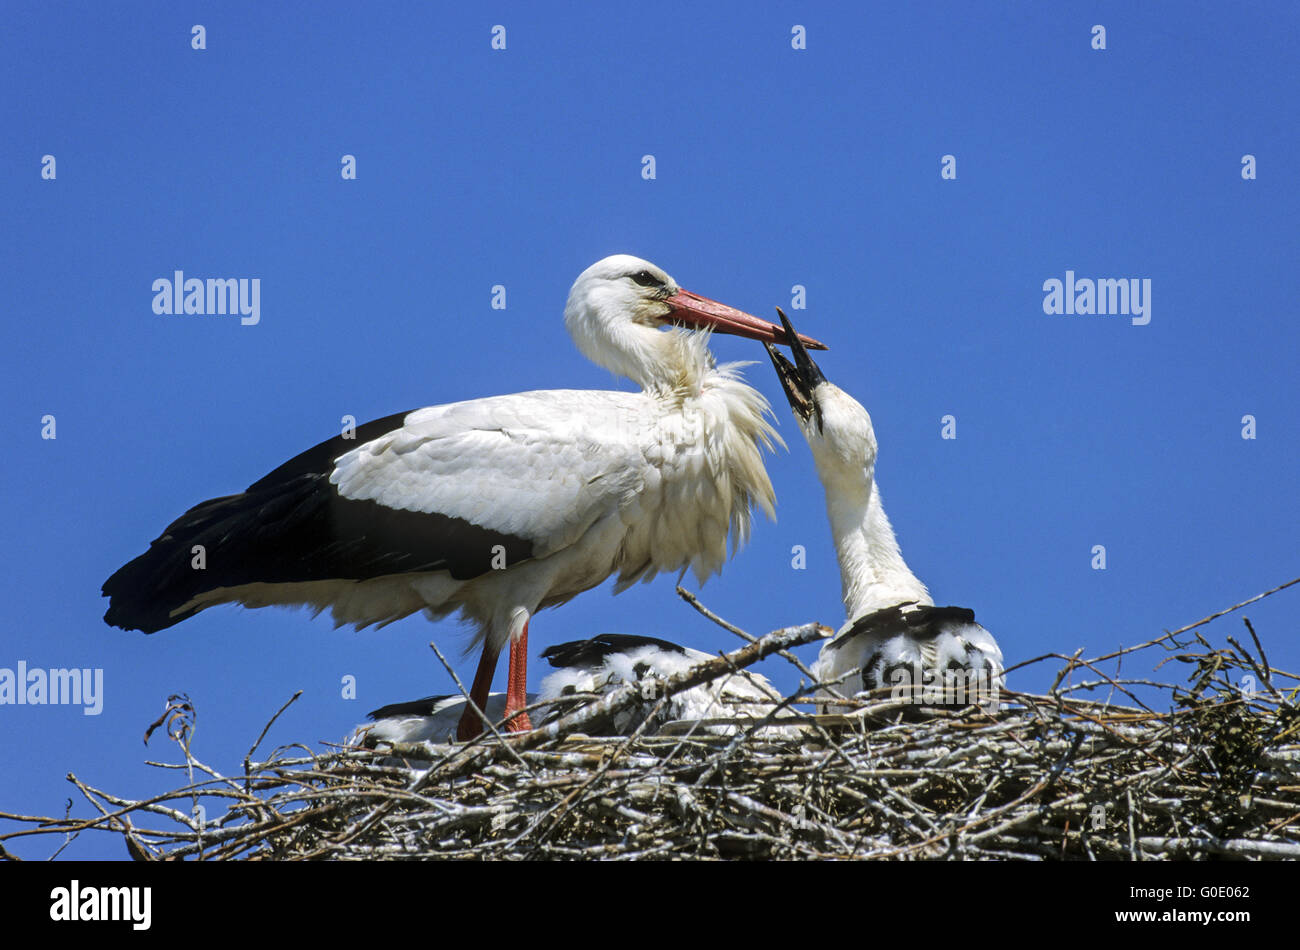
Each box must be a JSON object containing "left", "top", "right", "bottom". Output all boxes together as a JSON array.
[{"left": 330, "top": 389, "right": 651, "bottom": 556}]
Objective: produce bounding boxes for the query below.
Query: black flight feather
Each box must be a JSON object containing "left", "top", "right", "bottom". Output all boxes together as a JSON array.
[{"left": 102, "top": 410, "right": 534, "bottom": 633}]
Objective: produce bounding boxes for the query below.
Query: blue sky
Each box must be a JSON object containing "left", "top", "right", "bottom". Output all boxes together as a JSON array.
[{"left": 2, "top": 2, "right": 1296, "bottom": 859}]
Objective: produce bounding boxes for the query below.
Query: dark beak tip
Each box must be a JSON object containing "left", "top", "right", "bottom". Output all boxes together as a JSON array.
[{"left": 771, "top": 306, "right": 828, "bottom": 351}]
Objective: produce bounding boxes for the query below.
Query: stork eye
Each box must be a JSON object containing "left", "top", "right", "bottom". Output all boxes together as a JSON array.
[{"left": 629, "top": 270, "right": 661, "bottom": 287}]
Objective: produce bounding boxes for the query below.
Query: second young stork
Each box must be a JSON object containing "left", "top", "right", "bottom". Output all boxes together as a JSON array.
[
  {"left": 538, "top": 633, "right": 791, "bottom": 736},
  {"left": 102, "top": 255, "right": 825, "bottom": 740},
  {"left": 357, "top": 632, "right": 788, "bottom": 747},
  {"left": 764, "top": 310, "right": 1003, "bottom": 711}
]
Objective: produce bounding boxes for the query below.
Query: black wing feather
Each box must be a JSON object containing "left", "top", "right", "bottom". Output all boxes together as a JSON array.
[
  {"left": 827, "top": 604, "right": 978, "bottom": 651},
  {"left": 366, "top": 694, "right": 458, "bottom": 721},
  {"left": 102, "top": 410, "right": 534, "bottom": 633},
  {"left": 540, "top": 633, "right": 688, "bottom": 670}
]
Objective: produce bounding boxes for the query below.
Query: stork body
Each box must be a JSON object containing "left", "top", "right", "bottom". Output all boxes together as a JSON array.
[
  {"left": 765, "top": 311, "right": 1003, "bottom": 711},
  {"left": 356, "top": 632, "right": 788, "bottom": 747},
  {"left": 538, "top": 633, "right": 790, "bottom": 736},
  {"left": 102, "top": 256, "right": 825, "bottom": 740},
  {"left": 357, "top": 692, "right": 526, "bottom": 748}
]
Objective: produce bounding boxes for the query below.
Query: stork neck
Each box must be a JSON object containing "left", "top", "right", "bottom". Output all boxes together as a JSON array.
[
  {"left": 577, "top": 320, "right": 710, "bottom": 394},
  {"left": 623, "top": 329, "right": 713, "bottom": 394},
  {"left": 820, "top": 473, "right": 931, "bottom": 620}
]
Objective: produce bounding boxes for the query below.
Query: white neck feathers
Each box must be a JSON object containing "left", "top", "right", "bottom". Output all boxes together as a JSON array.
[{"left": 815, "top": 452, "right": 931, "bottom": 621}]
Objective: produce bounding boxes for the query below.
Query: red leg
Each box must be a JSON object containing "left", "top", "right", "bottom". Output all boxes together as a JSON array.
[
  {"left": 456, "top": 641, "right": 501, "bottom": 742},
  {"left": 504, "top": 619, "right": 533, "bottom": 733}
]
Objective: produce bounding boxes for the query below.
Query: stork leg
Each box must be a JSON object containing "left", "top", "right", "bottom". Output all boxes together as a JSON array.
[
  {"left": 504, "top": 619, "right": 533, "bottom": 733},
  {"left": 456, "top": 641, "right": 502, "bottom": 742}
]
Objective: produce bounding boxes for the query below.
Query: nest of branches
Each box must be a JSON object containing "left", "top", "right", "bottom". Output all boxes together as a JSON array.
[{"left": 4, "top": 581, "right": 1299, "bottom": 861}]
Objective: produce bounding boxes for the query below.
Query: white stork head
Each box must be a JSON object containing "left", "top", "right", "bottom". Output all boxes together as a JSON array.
[
  {"left": 565, "top": 255, "right": 825, "bottom": 390},
  {"left": 764, "top": 307, "right": 878, "bottom": 493}
]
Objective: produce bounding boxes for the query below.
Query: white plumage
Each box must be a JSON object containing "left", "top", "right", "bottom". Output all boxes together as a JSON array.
[
  {"left": 103, "top": 255, "right": 824, "bottom": 741},
  {"left": 537, "top": 633, "right": 793, "bottom": 736},
  {"left": 354, "top": 633, "right": 793, "bottom": 749},
  {"left": 354, "top": 693, "right": 529, "bottom": 748},
  {"left": 765, "top": 311, "right": 1004, "bottom": 712}
]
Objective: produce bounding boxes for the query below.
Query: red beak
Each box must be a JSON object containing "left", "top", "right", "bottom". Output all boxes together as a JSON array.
[{"left": 665, "top": 289, "right": 828, "bottom": 350}]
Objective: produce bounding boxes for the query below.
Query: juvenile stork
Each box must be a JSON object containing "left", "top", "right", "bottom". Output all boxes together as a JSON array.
[
  {"left": 357, "top": 693, "right": 526, "bottom": 748},
  {"left": 764, "top": 310, "right": 1002, "bottom": 711},
  {"left": 537, "top": 633, "right": 788, "bottom": 736},
  {"left": 102, "top": 255, "right": 825, "bottom": 740},
  {"left": 356, "top": 633, "right": 788, "bottom": 746}
]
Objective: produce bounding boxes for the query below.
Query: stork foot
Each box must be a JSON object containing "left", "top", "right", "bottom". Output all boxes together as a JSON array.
[
  {"left": 504, "top": 709, "right": 533, "bottom": 733},
  {"left": 503, "top": 618, "right": 533, "bottom": 733}
]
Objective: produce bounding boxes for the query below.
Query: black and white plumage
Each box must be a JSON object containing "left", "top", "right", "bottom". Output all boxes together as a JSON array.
[
  {"left": 355, "top": 693, "right": 532, "bottom": 748},
  {"left": 102, "top": 255, "right": 826, "bottom": 741},
  {"left": 354, "top": 633, "right": 790, "bottom": 748},
  {"left": 765, "top": 310, "right": 1003, "bottom": 711},
  {"left": 537, "top": 633, "right": 791, "bottom": 735},
  {"left": 816, "top": 604, "right": 1003, "bottom": 710}
]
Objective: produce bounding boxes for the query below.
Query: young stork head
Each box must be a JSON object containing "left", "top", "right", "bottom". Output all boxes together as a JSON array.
[
  {"left": 764, "top": 307, "right": 879, "bottom": 494},
  {"left": 565, "top": 255, "right": 826, "bottom": 389},
  {"left": 763, "top": 306, "right": 933, "bottom": 615}
]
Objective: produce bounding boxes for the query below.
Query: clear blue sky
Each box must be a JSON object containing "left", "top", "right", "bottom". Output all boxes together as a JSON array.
[{"left": 3, "top": 3, "right": 1296, "bottom": 859}]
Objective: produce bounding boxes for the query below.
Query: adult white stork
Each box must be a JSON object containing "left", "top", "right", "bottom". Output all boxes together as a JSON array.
[
  {"left": 102, "top": 255, "right": 826, "bottom": 740},
  {"left": 764, "top": 310, "right": 1003, "bottom": 711}
]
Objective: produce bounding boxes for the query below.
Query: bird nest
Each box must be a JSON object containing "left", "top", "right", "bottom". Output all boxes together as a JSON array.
[{"left": 4, "top": 582, "right": 1299, "bottom": 861}]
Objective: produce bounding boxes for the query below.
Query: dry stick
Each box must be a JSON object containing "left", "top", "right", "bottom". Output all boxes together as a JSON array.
[
  {"left": 312, "top": 621, "right": 830, "bottom": 858},
  {"left": 347, "top": 736, "right": 526, "bottom": 851},
  {"left": 428, "top": 640, "right": 534, "bottom": 776},
  {"left": 1138, "top": 837, "right": 1300, "bottom": 860},
  {"left": 10, "top": 590, "right": 1300, "bottom": 861},
  {"left": 526, "top": 624, "right": 824, "bottom": 853},
  {"left": 1004, "top": 575, "right": 1300, "bottom": 681},
  {"left": 234, "top": 691, "right": 306, "bottom": 834},
  {"left": 65, "top": 772, "right": 196, "bottom": 834},
  {"left": 1047, "top": 649, "right": 1085, "bottom": 693},
  {"left": 62, "top": 773, "right": 144, "bottom": 858},
  {"left": 524, "top": 622, "right": 831, "bottom": 746},
  {"left": 243, "top": 690, "right": 303, "bottom": 783},
  {"left": 877, "top": 724, "right": 1089, "bottom": 859},
  {"left": 47, "top": 800, "right": 85, "bottom": 868},
  {"left": 1126, "top": 789, "right": 1139, "bottom": 862},
  {"left": 675, "top": 586, "right": 843, "bottom": 701},
  {"left": 670, "top": 595, "right": 790, "bottom": 706},
  {"left": 1241, "top": 617, "right": 1279, "bottom": 696},
  {"left": 1056, "top": 657, "right": 1160, "bottom": 715},
  {"left": 527, "top": 682, "right": 802, "bottom": 857},
  {"left": 693, "top": 690, "right": 810, "bottom": 796},
  {"left": 1232, "top": 621, "right": 1287, "bottom": 706},
  {"left": 520, "top": 695, "right": 674, "bottom": 856}
]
